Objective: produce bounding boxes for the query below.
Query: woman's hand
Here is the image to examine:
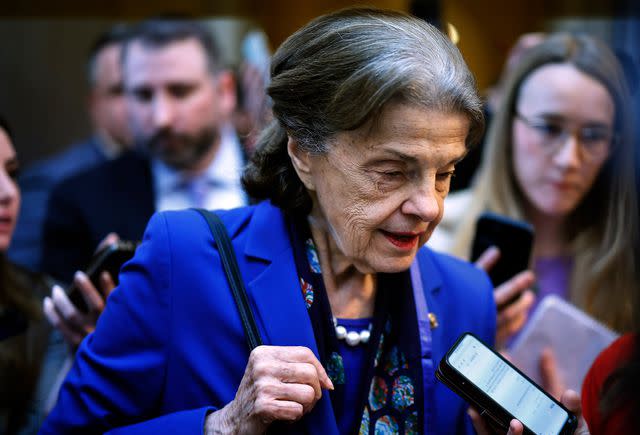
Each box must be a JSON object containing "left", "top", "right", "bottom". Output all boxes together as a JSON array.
[
  {"left": 474, "top": 246, "right": 536, "bottom": 348},
  {"left": 468, "top": 389, "right": 590, "bottom": 435},
  {"left": 204, "top": 346, "right": 334, "bottom": 434},
  {"left": 42, "top": 233, "right": 119, "bottom": 349},
  {"left": 539, "top": 347, "right": 566, "bottom": 400},
  {"left": 43, "top": 270, "right": 116, "bottom": 348}
]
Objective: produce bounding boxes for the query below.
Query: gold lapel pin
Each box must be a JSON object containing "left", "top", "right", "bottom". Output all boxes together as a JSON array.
[{"left": 428, "top": 312, "right": 439, "bottom": 329}]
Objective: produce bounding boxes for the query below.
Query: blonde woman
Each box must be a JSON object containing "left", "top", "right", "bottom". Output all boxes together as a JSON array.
[{"left": 432, "top": 33, "right": 638, "bottom": 378}]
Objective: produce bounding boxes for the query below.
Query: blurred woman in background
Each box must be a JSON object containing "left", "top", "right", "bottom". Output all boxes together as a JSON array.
[
  {"left": 0, "top": 116, "right": 60, "bottom": 433},
  {"left": 430, "top": 33, "right": 639, "bottom": 396}
]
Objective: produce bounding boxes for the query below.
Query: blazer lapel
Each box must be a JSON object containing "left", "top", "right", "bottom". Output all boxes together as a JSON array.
[
  {"left": 415, "top": 249, "right": 444, "bottom": 350},
  {"left": 242, "top": 202, "right": 339, "bottom": 435}
]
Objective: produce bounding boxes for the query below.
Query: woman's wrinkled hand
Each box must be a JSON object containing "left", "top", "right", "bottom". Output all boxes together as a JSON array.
[
  {"left": 205, "top": 346, "right": 334, "bottom": 435},
  {"left": 474, "top": 246, "right": 536, "bottom": 348}
]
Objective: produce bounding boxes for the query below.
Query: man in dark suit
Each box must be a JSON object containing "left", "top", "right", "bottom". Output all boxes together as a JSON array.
[
  {"left": 9, "top": 25, "right": 132, "bottom": 271},
  {"left": 41, "top": 18, "right": 246, "bottom": 348}
]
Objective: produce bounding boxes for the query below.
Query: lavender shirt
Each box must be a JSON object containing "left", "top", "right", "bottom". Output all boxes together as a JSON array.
[
  {"left": 530, "top": 256, "right": 573, "bottom": 314},
  {"left": 508, "top": 256, "right": 573, "bottom": 348}
]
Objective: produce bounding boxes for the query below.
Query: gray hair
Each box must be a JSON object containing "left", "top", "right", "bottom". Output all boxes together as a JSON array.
[{"left": 243, "top": 7, "right": 484, "bottom": 215}]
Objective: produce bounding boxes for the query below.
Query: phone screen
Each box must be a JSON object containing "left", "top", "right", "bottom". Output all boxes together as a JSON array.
[{"left": 448, "top": 334, "right": 569, "bottom": 435}]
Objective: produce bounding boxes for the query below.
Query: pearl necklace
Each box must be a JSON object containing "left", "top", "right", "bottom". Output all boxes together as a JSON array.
[{"left": 333, "top": 317, "right": 372, "bottom": 346}]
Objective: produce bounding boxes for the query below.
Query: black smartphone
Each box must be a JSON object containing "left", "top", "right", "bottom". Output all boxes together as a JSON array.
[
  {"left": 470, "top": 212, "right": 534, "bottom": 288},
  {"left": 436, "top": 332, "right": 578, "bottom": 435},
  {"left": 66, "top": 240, "right": 139, "bottom": 313}
]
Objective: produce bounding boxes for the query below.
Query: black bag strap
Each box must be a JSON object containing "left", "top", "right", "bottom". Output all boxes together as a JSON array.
[{"left": 193, "top": 208, "right": 263, "bottom": 351}]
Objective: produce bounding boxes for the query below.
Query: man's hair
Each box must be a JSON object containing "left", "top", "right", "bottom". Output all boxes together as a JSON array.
[
  {"left": 87, "top": 24, "right": 130, "bottom": 87},
  {"left": 121, "top": 19, "right": 222, "bottom": 73}
]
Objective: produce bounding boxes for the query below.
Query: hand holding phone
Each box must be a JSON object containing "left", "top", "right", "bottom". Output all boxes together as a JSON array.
[
  {"left": 43, "top": 238, "right": 139, "bottom": 348},
  {"left": 66, "top": 239, "right": 138, "bottom": 313},
  {"left": 471, "top": 212, "right": 534, "bottom": 288},
  {"left": 436, "top": 333, "right": 578, "bottom": 435}
]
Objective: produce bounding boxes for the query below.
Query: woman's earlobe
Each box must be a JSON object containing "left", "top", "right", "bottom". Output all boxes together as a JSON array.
[{"left": 287, "top": 137, "right": 315, "bottom": 190}]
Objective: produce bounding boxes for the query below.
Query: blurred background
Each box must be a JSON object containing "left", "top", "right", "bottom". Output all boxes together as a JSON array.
[{"left": 0, "top": 0, "right": 638, "bottom": 166}]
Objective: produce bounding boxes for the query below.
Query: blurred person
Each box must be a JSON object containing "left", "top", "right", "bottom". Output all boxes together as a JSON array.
[
  {"left": 40, "top": 18, "right": 245, "bottom": 349},
  {"left": 233, "top": 29, "right": 272, "bottom": 154},
  {"left": 582, "top": 321, "right": 639, "bottom": 433},
  {"left": 233, "top": 62, "right": 271, "bottom": 155},
  {"left": 41, "top": 9, "right": 584, "bottom": 435},
  {"left": 450, "top": 32, "right": 545, "bottom": 192},
  {"left": 430, "top": 33, "right": 638, "bottom": 395},
  {"left": 8, "top": 25, "right": 132, "bottom": 272},
  {"left": 484, "top": 32, "right": 547, "bottom": 116},
  {"left": 0, "top": 116, "right": 65, "bottom": 434}
]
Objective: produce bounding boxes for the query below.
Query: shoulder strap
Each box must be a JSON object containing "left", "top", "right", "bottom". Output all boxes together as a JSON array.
[{"left": 193, "top": 208, "right": 263, "bottom": 351}]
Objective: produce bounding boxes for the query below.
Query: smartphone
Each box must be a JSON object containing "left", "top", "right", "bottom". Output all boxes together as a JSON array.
[
  {"left": 436, "top": 333, "right": 577, "bottom": 435},
  {"left": 470, "top": 212, "right": 534, "bottom": 288},
  {"left": 66, "top": 240, "right": 139, "bottom": 313}
]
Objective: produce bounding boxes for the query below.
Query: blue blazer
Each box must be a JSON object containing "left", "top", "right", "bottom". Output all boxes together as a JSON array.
[{"left": 41, "top": 201, "right": 495, "bottom": 435}]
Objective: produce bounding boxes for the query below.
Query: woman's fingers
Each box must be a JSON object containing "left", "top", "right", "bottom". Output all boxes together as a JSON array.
[
  {"left": 95, "top": 232, "right": 120, "bottom": 253},
  {"left": 235, "top": 345, "right": 334, "bottom": 430},
  {"left": 268, "top": 382, "right": 317, "bottom": 415},
  {"left": 506, "top": 419, "right": 524, "bottom": 435},
  {"left": 475, "top": 246, "right": 501, "bottom": 272},
  {"left": 273, "top": 346, "right": 334, "bottom": 391},
  {"left": 43, "top": 296, "right": 85, "bottom": 347},
  {"left": 255, "top": 398, "right": 305, "bottom": 422},
  {"left": 494, "top": 273, "right": 535, "bottom": 347},
  {"left": 276, "top": 359, "right": 323, "bottom": 400},
  {"left": 468, "top": 407, "right": 492, "bottom": 435},
  {"left": 539, "top": 348, "right": 565, "bottom": 400},
  {"left": 51, "top": 285, "right": 85, "bottom": 329},
  {"left": 73, "top": 271, "right": 105, "bottom": 315},
  {"left": 99, "top": 271, "right": 117, "bottom": 298},
  {"left": 468, "top": 407, "right": 524, "bottom": 435},
  {"left": 496, "top": 290, "right": 535, "bottom": 329},
  {"left": 559, "top": 389, "right": 590, "bottom": 435},
  {"left": 494, "top": 270, "right": 535, "bottom": 308},
  {"left": 47, "top": 274, "right": 104, "bottom": 348}
]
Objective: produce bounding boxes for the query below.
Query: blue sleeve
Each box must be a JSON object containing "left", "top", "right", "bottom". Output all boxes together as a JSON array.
[
  {"left": 104, "top": 407, "right": 215, "bottom": 435},
  {"left": 40, "top": 213, "right": 214, "bottom": 434}
]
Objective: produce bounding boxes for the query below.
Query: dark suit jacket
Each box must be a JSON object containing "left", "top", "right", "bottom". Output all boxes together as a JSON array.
[
  {"left": 40, "top": 202, "right": 496, "bottom": 434},
  {"left": 41, "top": 150, "right": 155, "bottom": 284},
  {"left": 9, "top": 137, "right": 108, "bottom": 271}
]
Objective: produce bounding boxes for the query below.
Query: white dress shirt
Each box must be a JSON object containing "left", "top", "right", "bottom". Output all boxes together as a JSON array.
[{"left": 152, "top": 125, "right": 248, "bottom": 212}]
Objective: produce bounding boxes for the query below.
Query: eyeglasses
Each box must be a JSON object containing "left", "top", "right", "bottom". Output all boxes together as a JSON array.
[{"left": 514, "top": 111, "right": 614, "bottom": 161}]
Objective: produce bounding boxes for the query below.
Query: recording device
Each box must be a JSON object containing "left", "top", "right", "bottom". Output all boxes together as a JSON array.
[
  {"left": 470, "top": 212, "right": 534, "bottom": 289},
  {"left": 65, "top": 240, "right": 138, "bottom": 313},
  {"left": 436, "top": 332, "right": 578, "bottom": 435}
]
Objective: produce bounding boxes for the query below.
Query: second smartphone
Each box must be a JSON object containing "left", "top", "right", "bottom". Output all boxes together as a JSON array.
[
  {"left": 470, "top": 212, "right": 534, "bottom": 288},
  {"left": 66, "top": 240, "right": 139, "bottom": 313}
]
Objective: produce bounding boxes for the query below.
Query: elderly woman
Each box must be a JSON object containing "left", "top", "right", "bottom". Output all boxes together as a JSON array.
[{"left": 41, "top": 9, "right": 582, "bottom": 435}]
